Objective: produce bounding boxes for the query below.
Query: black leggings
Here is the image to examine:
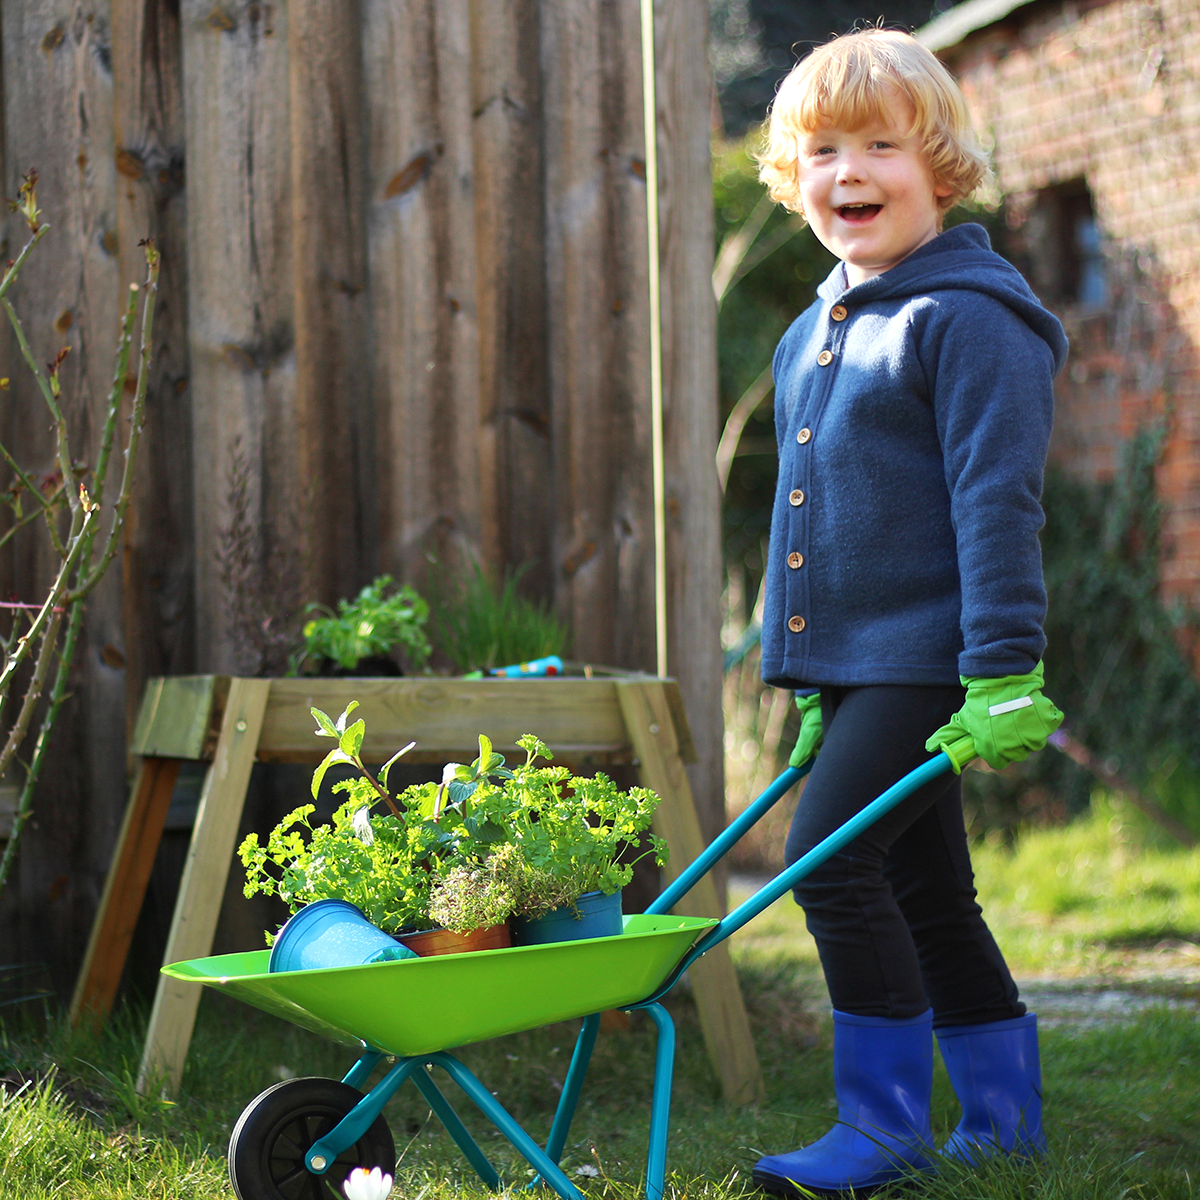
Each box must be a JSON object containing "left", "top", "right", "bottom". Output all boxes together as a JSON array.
[{"left": 783, "top": 684, "right": 1025, "bottom": 1027}]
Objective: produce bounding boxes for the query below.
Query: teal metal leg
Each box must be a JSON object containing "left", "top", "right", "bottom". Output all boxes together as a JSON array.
[
  {"left": 411, "top": 1064, "right": 502, "bottom": 1188},
  {"left": 306, "top": 1057, "right": 421, "bottom": 1174},
  {"left": 528, "top": 1012, "right": 601, "bottom": 1191},
  {"left": 430, "top": 1052, "right": 585, "bottom": 1200},
  {"left": 341, "top": 1047, "right": 384, "bottom": 1091},
  {"left": 546, "top": 1013, "right": 601, "bottom": 1165},
  {"left": 642, "top": 1003, "right": 676, "bottom": 1200}
]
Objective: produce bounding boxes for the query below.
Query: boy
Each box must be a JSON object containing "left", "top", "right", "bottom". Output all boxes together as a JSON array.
[{"left": 751, "top": 28, "right": 1066, "bottom": 1196}]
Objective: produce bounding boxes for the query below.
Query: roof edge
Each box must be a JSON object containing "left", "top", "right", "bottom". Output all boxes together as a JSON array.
[{"left": 916, "top": 0, "right": 1039, "bottom": 52}]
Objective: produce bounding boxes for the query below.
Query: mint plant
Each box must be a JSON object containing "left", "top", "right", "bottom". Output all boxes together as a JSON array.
[{"left": 290, "top": 575, "right": 431, "bottom": 675}]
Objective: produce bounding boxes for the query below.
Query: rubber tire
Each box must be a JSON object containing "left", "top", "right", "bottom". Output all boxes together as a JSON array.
[{"left": 228, "top": 1076, "right": 396, "bottom": 1200}]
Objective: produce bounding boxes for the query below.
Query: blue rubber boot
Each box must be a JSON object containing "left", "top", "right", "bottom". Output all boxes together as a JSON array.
[
  {"left": 936, "top": 1013, "right": 1046, "bottom": 1161},
  {"left": 753, "top": 1009, "right": 935, "bottom": 1197}
]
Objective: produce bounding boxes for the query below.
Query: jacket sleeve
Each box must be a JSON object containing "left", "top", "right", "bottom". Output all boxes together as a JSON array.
[{"left": 920, "top": 295, "right": 1058, "bottom": 678}]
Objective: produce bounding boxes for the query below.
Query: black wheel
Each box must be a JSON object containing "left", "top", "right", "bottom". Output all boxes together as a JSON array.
[{"left": 228, "top": 1077, "right": 396, "bottom": 1200}]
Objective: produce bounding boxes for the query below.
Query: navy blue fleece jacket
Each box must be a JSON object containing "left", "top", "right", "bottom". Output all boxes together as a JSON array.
[{"left": 760, "top": 223, "right": 1069, "bottom": 689}]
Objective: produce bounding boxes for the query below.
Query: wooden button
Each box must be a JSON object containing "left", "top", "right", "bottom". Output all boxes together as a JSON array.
[
  {"left": 797, "top": 427, "right": 812, "bottom": 444},
  {"left": 788, "top": 615, "right": 807, "bottom": 633},
  {"left": 817, "top": 350, "right": 834, "bottom": 366},
  {"left": 831, "top": 305, "right": 848, "bottom": 322},
  {"left": 787, "top": 552, "right": 804, "bottom": 569},
  {"left": 789, "top": 489, "right": 805, "bottom": 506}
]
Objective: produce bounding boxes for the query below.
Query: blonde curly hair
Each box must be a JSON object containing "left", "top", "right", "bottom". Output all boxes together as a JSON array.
[{"left": 757, "top": 29, "right": 989, "bottom": 218}]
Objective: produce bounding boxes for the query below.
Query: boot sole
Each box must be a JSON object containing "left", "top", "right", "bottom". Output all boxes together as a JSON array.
[{"left": 754, "top": 1166, "right": 933, "bottom": 1198}]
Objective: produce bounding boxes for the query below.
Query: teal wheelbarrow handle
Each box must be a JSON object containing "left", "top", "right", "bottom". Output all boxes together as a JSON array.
[
  {"left": 640, "top": 734, "right": 977, "bottom": 1003},
  {"left": 542, "top": 735, "right": 978, "bottom": 1200}
]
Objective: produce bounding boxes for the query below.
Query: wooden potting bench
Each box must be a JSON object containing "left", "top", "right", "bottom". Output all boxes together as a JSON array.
[{"left": 70, "top": 675, "right": 763, "bottom": 1104}]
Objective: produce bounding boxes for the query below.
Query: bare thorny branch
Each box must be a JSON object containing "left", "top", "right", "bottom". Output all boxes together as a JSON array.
[{"left": 0, "top": 171, "right": 159, "bottom": 898}]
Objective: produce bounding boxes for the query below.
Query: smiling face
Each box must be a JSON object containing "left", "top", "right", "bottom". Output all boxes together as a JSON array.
[{"left": 797, "top": 93, "right": 953, "bottom": 287}]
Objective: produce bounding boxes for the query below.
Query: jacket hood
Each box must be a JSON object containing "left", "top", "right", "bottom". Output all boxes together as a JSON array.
[{"left": 817, "top": 223, "right": 1069, "bottom": 374}]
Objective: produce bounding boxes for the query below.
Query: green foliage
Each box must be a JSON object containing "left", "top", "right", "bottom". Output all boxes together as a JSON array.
[
  {"left": 964, "top": 427, "right": 1200, "bottom": 835},
  {"left": 713, "top": 133, "right": 834, "bottom": 579},
  {"left": 239, "top": 707, "right": 667, "bottom": 938},
  {"left": 427, "top": 559, "right": 568, "bottom": 673},
  {"left": 291, "top": 575, "right": 431, "bottom": 674},
  {"left": 734, "top": 794, "right": 1200, "bottom": 982}
]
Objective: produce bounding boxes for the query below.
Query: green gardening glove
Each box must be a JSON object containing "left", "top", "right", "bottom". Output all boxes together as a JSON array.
[
  {"left": 789, "top": 691, "right": 824, "bottom": 768},
  {"left": 925, "top": 662, "right": 1063, "bottom": 773}
]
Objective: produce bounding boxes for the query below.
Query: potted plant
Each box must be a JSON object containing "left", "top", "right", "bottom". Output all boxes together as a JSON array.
[
  {"left": 238, "top": 706, "right": 668, "bottom": 956},
  {"left": 289, "top": 575, "right": 432, "bottom": 677},
  {"left": 427, "top": 734, "right": 669, "bottom": 943}
]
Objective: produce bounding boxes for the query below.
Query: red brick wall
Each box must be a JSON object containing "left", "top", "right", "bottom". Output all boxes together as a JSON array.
[{"left": 940, "top": 0, "right": 1200, "bottom": 606}]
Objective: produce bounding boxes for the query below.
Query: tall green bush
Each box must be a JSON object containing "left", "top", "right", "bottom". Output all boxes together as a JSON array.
[{"left": 966, "top": 428, "right": 1200, "bottom": 838}]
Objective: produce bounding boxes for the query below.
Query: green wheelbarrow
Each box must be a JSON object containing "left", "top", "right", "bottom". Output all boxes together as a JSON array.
[{"left": 163, "top": 743, "right": 971, "bottom": 1200}]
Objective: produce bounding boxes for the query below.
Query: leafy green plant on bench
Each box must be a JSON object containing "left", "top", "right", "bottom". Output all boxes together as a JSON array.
[{"left": 289, "top": 575, "right": 432, "bottom": 676}]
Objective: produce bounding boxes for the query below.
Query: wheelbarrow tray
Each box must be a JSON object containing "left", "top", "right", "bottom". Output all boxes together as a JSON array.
[{"left": 162, "top": 913, "right": 716, "bottom": 1057}]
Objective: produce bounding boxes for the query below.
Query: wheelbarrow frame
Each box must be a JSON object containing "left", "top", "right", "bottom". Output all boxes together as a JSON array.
[{"left": 233, "top": 748, "right": 959, "bottom": 1200}]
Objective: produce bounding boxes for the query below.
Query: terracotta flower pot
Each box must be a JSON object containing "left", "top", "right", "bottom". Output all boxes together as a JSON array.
[{"left": 398, "top": 922, "right": 511, "bottom": 957}]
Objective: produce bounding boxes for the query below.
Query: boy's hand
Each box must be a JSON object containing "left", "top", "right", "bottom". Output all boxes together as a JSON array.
[
  {"left": 788, "top": 691, "right": 823, "bottom": 768},
  {"left": 925, "top": 663, "right": 1063, "bottom": 773}
]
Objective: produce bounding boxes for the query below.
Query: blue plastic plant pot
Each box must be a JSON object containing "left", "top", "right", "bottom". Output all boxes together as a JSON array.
[
  {"left": 268, "top": 899, "right": 418, "bottom": 973},
  {"left": 511, "top": 889, "right": 623, "bottom": 947}
]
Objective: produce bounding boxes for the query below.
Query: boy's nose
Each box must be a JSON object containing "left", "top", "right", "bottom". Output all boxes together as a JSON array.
[{"left": 836, "top": 157, "right": 866, "bottom": 185}]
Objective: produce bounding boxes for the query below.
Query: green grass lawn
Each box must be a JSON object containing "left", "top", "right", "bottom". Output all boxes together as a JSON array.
[{"left": 1, "top": 801, "right": 1197, "bottom": 1199}]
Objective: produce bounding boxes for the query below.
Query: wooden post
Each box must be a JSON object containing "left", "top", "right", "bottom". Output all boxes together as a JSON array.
[
  {"left": 654, "top": 0, "right": 727, "bottom": 853},
  {"left": 617, "top": 679, "right": 764, "bottom": 1105},
  {"left": 68, "top": 757, "right": 181, "bottom": 1027},
  {"left": 136, "top": 678, "right": 270, "bottom": 1093}
]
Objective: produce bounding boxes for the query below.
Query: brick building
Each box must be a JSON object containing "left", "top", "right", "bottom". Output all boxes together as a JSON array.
[{"left": 920, "top": 0, "right": 1200, "bottom": 608}]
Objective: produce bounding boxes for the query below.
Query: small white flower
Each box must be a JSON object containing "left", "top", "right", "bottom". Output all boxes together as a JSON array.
[
  {"left": 352, "top": 806, "right": 375, "bottom": 846},
  {"left": 575, "top": 1164, "right": 601, "bottom": 1177},
  {"left": 343, "top": 1165, "right": 394, "bottom": 1200}
]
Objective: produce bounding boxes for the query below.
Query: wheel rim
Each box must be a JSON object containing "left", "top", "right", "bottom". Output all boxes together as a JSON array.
[
  {"left": 263, "top": 1104, "right": 375, "bottom": 1198},
  {"left": 229, "top": 1079, "right": 395, "bottom": 1200}
]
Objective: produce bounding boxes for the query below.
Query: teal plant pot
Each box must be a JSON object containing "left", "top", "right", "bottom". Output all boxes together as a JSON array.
[
  {"left": 511, "top": 889, "right": 623, "bottom": 946},
  {"left": 269, "top": 899, "right": 418, "bottom": 973}
]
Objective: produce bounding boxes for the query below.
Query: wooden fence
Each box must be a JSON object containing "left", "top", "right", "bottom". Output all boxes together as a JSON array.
[{"left": 0, "top": 0, "right": 723, "bottom": 993}]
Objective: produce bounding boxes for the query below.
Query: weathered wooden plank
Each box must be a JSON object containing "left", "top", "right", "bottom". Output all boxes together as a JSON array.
[
  {"left": 112, "top": 0, "right": 195, "bottom": 741},
  {"left": 651, "top": 0, "right": 725, "bottom": 847},
  {"left": 288, "top": 0, "right": 371, "bottom": 608},
  {"left": 542, "top": 0, "right": 656, "bottom": 671},
  {"left": 68, "top": 756, "right": 181, "bottom": 1027},
  {"left": 468, "top": 0, "right": 554, "bottom": 600},
  {"left": 130, "top": 675, "right": 224, "bottom": 759},
  {"left": 363, "top": 0, "right": 482, "bottom": 587},
  {"left": 180, "top": 0, "right": 295, "bottom": 675},
  {"left": 616, "top": 678, "right": 764, "bottom": 1105},
  {"left": 258, "top": 677, "right": 632, "bottom": 761},
  {"left": 2, "top": 0, "right": 126, "bottom": 996},
  {"left": 137, "top": 677, "right": 270, "bottom": 1094}
]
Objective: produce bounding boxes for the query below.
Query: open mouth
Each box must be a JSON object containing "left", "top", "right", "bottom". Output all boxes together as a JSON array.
[{"left": 837, "top": 203, "right": 882, "bottom": 223}]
